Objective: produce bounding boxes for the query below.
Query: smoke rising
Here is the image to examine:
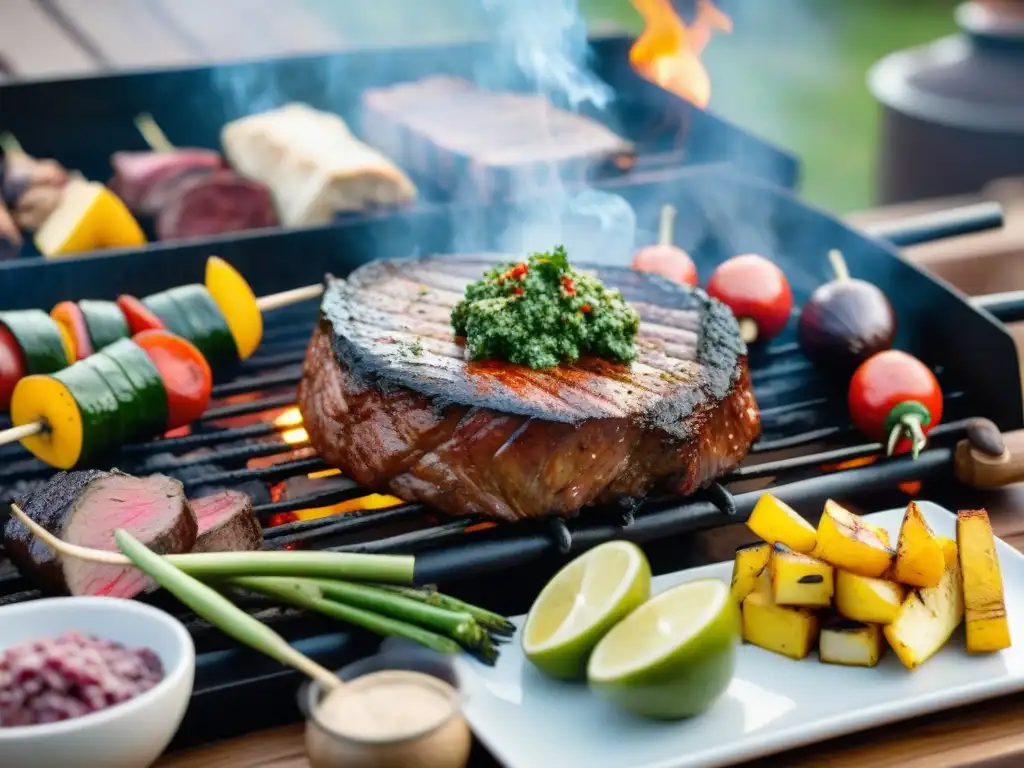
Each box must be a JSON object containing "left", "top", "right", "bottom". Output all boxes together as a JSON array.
[{"left": 456, "top": 0, "right": 637, "bottom": 264}]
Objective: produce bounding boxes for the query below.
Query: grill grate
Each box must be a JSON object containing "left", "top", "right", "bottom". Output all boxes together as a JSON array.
[{"left": 0, "top": 294, "right": 988, "bottom": 601}]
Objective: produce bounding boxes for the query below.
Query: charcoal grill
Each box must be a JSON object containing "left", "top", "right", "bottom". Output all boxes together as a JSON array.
[
  {"left": 0, "top": 164, "right": 1021, "bottom": 749},
  {"left": 0, "top": 34, "right": 797, "bottom": 262}
]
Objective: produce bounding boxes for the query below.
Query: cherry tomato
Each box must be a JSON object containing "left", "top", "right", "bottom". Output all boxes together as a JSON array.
[
  {"left": 0, "top": 324, "right": 26, "bottom": 410},
  {"left": 848, "top": 349, "right": 942, "bottom": 459},
  {"left": 134, "top": 330, "right": 212, "bottom": 429},
  {"left": 631, "top": 244, "right": 698, "bottom": 287},
  {"left": 116, "top": 295, "right": 165, "bottom": 335},
  {"left": 50, "top": 301, "right": 93, "bottom": 361},
  {"left": 706, "top": 254, "right": 792, "bottom": 343}
]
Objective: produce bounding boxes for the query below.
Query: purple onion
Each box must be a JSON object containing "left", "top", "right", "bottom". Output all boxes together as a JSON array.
[{"left": 798, "top": 250, "right": 896, "bottom": 371}]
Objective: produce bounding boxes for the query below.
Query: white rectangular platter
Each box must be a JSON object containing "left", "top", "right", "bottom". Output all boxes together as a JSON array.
[{"left": 455, "top": 502, "right": 1024, "bottom": 768}]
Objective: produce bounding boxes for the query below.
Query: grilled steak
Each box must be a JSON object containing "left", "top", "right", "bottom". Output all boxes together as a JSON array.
[
  {"left": 361, "top": 76, "right": 635, "bottom": 202},
  {"left": 298, "top": 256, "right": 760, "bottom": 522},
  {"left": 4, "top": 470, "right": 197, "bottom": 596},
  {"left": 191, "top": 490, "right": 263, "bottom": 553}
]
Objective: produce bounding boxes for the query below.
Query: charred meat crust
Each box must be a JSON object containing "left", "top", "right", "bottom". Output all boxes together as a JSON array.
[
  {"left": 299, "top": 324, "right": 759, "bottom": 522},
  {"left": 320, "top": 254, "right": 745, "bottom": 435},
  {"left": 3, "top": 470, "right": 107, "bottom": 594},
  {"left": 3, "top": 470, "right": 198, "bottom": 596}
]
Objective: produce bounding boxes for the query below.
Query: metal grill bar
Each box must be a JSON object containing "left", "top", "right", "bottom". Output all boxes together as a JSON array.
[
  {"left": 201, "top": 394, "right": 298, "bottom": 421},
  {"left": 180, "top": 457, "right": 329, "bottom": 490},
  {"left": 212, "top": 371, "right": 302, "bottom": 398}
]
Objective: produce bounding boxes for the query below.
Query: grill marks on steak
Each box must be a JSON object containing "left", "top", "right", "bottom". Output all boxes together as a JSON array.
[
  {"left": 3, "top": 471, "right": 197, "bottom": 597},
  {"left": 192, "top": 490, "right": 263, "bottom": 553},
  {"left": 298, "top": 256, "right": 761, "bottom": 522},
  {"left": 318, "top": 256, "right": 742, "bottom": 433}
]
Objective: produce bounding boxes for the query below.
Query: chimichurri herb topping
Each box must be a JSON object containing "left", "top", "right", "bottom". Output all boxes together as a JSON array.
[{"left": 450, "top": 246, "right": 640, "bottom": 370}]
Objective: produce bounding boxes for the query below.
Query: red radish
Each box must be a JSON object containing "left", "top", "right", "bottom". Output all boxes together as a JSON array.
[
  {"left": 706, "top": 254, "right": 793, "bottom": 344},
  {"left": 848, "top": 349, "right": 942, "bottom": 459},
  {"left": 631, "top": 205, "right": 698, "bottom": 287}
]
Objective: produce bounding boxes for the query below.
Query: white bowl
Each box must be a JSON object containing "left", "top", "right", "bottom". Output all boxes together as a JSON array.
[{"left": 0, "top": 597, "right": 195, "bottom": 768}]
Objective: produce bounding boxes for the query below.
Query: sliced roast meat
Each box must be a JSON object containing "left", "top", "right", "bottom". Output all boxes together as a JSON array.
[
  {"left": 298, "top": 256, "right": 760, "bottom": 522},
  {"left": 155, "top": 171, "right": 277, "bottom": 241},
  {"left": 61, "top": 472, "right": 197, "bottom": 597},
  {"left": 3, "top": 470, "right": 197, "bottom": 597},
  {"left": 109, "top": 149, "right": 223, "bottom": 212},
  {"left": 191, "top": 490, "right": 263, "bottom": 553}
]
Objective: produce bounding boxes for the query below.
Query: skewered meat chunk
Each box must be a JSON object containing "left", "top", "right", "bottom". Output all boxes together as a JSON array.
[{"left": 109, "top": 149, "right": 224, "bottom": 215}]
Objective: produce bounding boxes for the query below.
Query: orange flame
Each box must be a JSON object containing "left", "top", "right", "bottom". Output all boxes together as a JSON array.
[
  {"left": 273, "top": 407, "right": 308, "bottom": 446},
  {"left": 629, "top": 0, "right": 732, "bottom": 108}
]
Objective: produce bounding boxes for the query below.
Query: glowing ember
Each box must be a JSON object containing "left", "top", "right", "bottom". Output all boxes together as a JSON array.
[
  {"left": 293, "top": 493, "right": 403, "bottom": 522},
  {"left": 822, "top": 456, "right": 877, "bottom": 473},
  {"left": 629, "top": 0, "right": 732, "bottom": 108},
  {"left": 273, "top": 407, "right": 308, "bottom": 445}
]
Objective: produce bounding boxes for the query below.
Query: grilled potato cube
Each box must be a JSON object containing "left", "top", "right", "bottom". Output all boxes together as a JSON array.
[
  {"left": 812, "top": 500, "right": 894, "bottom": 578},
  {"left": 883, "top": 555, "right": 963, "bottom": 669},
  {"left": 730, "top": 542, "right": 771, "bottom": 604},
  {"left": 834, "top": 570, "right": 904, "bottom": 625},
  {"left": 770, "top": 544, "right": 834, "bottom": 607},
  {"left": 819, "top": 616, "right": 885, "bottom": 668},
  {"left": 957, "top": 509, "right": 1012, "bottom": 653},
  {"left": 938, "top": 537, "right": 958, "bottom": 568},
  {"left": 747, "top": 494, "right": 816, "bottom": 554},
  {"left": 892, "top": 501, "right": 945, "bottom": 588},
  {"left": 741, "top": 588, "right": 819, "bottom": 660}
]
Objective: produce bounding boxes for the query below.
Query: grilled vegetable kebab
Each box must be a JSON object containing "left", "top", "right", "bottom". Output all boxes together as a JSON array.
[{"left": 9, "top": 331, "right": 209, "bottom": 468}]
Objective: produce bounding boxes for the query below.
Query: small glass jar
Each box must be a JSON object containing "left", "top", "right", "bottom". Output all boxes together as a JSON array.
[{"left": 300, "top": 642, "right": 471, "bottom": 768}]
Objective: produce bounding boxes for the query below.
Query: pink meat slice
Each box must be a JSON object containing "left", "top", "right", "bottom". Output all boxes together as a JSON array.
[
  {"left": 155, "top": 171, "right": 277, "bottom": 241},
  {"left": 191, "top": 490, "right": 263, "bottom": 553},
  {"left": 61, "top": 473, "right": 197, "bottom": 598},
  {"left": 109, "top": 149, "right": 224, "bottom": 211}
]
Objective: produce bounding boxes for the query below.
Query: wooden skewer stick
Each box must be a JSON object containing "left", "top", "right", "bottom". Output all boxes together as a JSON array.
[
  {"left": 134, "top": 113, "right": 175, "bottom": 153},
  {"left": 658, "top": 204, "right": 676, "bottom": 247},
  {"left": 0, "top": 131, "right": 25, "bottom": 156},
  {"left": 0, "top": 421, "right": 44, "bottom": 447},
  {"left": 256, "top": 283, "right": 325, "bottom": 312}
]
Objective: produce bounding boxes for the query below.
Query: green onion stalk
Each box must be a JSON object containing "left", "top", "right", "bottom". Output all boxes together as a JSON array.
[
  {"left": 9, "top": 504, "right": 414, "bottom": 584},
  {"left": 230, "top": 576, "right": 471, "bottom": 660},
  {"left": 114, "top": 530, "right": 341, "bottom": 692},
  {"left": 235, "top": 577, "right": 497, "bottom": 660},
  {"left": 376, "top": 584, "right": 516, "bottom": 636}
]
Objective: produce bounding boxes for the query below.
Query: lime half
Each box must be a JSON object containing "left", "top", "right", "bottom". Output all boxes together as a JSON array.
[
  {"left": 588, "top": 578, "right": 739, "bottom": 719},
  {"left": 522, "top": 541, "right": 651, "bottom": 680}
]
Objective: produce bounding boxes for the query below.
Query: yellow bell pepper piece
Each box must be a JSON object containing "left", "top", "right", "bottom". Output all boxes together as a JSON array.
[
  {"left": 205, "top": 256, "right": 263, "bottom": 360},
  {"left": 35, "top": 180, "right": 146, "bottom": 258}
]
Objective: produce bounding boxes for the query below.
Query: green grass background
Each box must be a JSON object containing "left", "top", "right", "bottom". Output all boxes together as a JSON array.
[{"left": 304, "top": 0, "right": 959, "bottom": 214}]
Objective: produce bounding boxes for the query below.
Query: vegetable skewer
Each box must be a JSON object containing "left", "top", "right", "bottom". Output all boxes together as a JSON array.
[
  {"left": 631, "top": 204, "right": 698, "bottom": 286},
  {"left": 0, "top": 332, "right": 205, "bottom": 466},
  {"left": 0, "top": 257, "right": 323, "bottom": 414}
]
